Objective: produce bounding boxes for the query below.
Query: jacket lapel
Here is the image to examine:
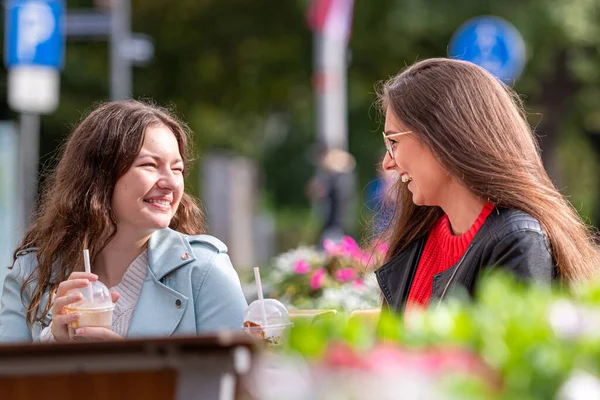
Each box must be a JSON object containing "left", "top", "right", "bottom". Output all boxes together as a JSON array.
[
  {"left": 147, "top": 228, "right": 196, "bottom": 281},
  {"left": 375, "top": 237, "right": 425, "bottom": 313},
  {"left": 430, "top": 207, "right": 501, "bottom": 304},
  {"left": 376, "top": 207, "right": 504, "bottom": 314},
  {"left": 127, "top": 229, "right": 195, "bottom": 338}
]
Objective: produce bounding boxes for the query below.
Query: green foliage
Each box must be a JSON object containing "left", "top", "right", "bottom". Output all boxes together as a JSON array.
[
  {"left": 273, "top": 207, "right": 320, "bottom": 251},
  {"left": 282, "top": 272, "right": 600, "bottom": 398},
  {"left": 20, "top": 0, "right": 600, "bottom": 246},
  {"left": 556, "top": 121, "right": 599, "bottom": 222}
]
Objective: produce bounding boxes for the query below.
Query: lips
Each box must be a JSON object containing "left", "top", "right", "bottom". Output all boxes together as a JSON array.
[
  {"left": 143, "top": 196, "right": 173, "bottom": 210},
  {"left": 144, "top": 199, "right": 171, "bottom": 206}
]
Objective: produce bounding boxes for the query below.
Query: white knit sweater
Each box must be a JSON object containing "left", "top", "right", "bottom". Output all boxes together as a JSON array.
[
  {"left": 109, "top": 250, "right": 148, "bottom": 336},
  {"left": 40, "top": 250, "right": 148, "bottom": 341}
]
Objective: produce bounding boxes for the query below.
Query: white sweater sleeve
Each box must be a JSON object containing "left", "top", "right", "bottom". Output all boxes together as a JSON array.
[{"left": 38, "top": 323, "right": 57, "bottom": 343}]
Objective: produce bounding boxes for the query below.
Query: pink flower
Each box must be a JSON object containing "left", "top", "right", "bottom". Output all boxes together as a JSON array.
[
  {"left": 334, "top": 267, "right": 357, "bottom": 283},
  {"left": 293, "top": 260, "right": 312, "bottom": 274},
  {"left": 340, "top": 236, "right": 364, "bottom": 260},
  {"left": 323, "top": 342, "right": 367, "bottom": 370},
  {"left": 361, "top": 253, "right": 375, "bottom": 266},
  {"left": 323, "top": 236, "right": 365, "bottom": 260},
  {"left": 364, "top": 344, "right": 497, "bottom": 387},
  {"left": 360, "top": 241, "right": 389, "bottom": 268},
  {"left": 323, "top": 239, "right": 343, "bottom": 256},
  {"left": 352, "top": 278, "right": 365, "bottom": 289},
  {"left": 375, "top": 242, "right": 389, "bottom": 255},
  {"left": 366, "top": 344, "right": 414, "bottom": 372},
  {"left": 310, "top": 268, "right": 326, "bottom": 290}
]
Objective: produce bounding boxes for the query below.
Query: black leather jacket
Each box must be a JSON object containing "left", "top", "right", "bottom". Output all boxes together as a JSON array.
[{"left": 375, "top": 207, "right": 556, "bottom": 314}]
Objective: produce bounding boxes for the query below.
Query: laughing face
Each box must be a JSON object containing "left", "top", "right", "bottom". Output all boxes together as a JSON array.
[
  {"left": 382, "top": 107, "right": 451, "bottom": 206},
  {"left": 111, "top": 124, "right": 184, "bottom": 236}
]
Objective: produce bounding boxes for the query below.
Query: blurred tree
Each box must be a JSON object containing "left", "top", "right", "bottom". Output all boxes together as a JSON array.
[
  {"left": 4, "top": 0, "right": 600, "bottom": 247},
  {"left": 132, "top": 0, "right": 314, "bottom": 198},
  {"left": 347, "top": 0, "right": 600, "bottom": 224}
]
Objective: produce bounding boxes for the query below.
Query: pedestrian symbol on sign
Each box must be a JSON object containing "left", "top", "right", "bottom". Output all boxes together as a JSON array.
[{"left": 449, "top": 16, "right": 526, "bottom": 83}]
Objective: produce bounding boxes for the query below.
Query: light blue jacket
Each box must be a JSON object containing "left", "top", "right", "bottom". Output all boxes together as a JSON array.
[{"left": 0, "top": 228, "right": 248, "bottom": 343}]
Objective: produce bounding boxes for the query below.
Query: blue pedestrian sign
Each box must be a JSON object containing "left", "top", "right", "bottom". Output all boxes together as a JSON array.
[
  {"left": 4, "top": 0, "right": 65, "bottom": 69},
  {"left": 449, "top": 16, "right": 525, "bottom": 83}
]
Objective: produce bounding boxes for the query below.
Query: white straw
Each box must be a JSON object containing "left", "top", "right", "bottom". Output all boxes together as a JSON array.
[
  {"left": 83, "top": 249, "right": 94, "bottom": 304},
  {"left": 253, "top": 267, "right": 267, "bottom": 327}
]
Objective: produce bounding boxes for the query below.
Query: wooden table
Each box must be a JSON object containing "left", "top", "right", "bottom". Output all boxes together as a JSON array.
[{"left": 0, "top": 332, "right": 256, "bottom": 400}]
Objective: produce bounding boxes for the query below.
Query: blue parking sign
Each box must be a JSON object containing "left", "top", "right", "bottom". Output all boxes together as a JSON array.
[
  {"left": 4, "top": 0, "right": 65, "bottom": 69},
  {"left": 449, "top": 16, "right": 526, "bottom": 83}
]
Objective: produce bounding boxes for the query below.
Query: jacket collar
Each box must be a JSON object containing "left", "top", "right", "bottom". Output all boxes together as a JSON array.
[
  {"left": 375, "top": 206, "right": 504, "bottom": 311},
  {"left": 127, "top": 228, "right": 192, "bottom": 338},
  {"left": 375, "top": 236, "right": 425, "bottom": 311},
  {"left": 468, "top": 206, "right": 501, "bottom": 246},
  {"left": 147, "top": 228, "right": 196, "bottom": 280},
  {"left": 45, "top": 228, "right": 197, "bottom": 284}
]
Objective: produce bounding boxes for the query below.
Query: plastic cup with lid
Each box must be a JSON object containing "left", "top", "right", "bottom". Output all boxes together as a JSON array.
[
  {"left": 63, "top": 280, "right": 115, "bottom": 339},
  {"left": 243, "top": 298, "right": 293, "bottom": 345}
]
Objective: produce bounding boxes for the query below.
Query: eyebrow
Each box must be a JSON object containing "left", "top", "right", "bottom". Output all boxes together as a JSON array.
[{"left": 137, "top": 153, "right": 183, "bottom": 164}]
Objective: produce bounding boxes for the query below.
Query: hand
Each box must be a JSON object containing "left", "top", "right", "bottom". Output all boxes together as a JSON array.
[
  {"left": 50, "top": 272, "right": 97, "bottom": 342},
  {"left": 50, "top": 272, "right": 120, "bottom": 342},
  {"left": 72, "top": 326, "right": 124, "bottom": 341},
  {"left": 71, "top": 292, "right": 122, "bottom": 341}
]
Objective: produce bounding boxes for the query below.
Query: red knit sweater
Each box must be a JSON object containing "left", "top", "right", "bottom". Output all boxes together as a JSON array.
[{"left": 407, "top": 202, "right": 495, "bottom": 308}]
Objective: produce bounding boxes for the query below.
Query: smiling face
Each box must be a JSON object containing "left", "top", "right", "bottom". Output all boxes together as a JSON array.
[
  {"left": 382, "top": 107, "right": 451, "bottom": 206},
  {"left": 111, "top": 124, "right": 184, "bottom": 236}
]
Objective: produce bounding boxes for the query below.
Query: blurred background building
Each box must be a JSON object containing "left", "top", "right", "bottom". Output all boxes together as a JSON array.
[{"left": 2, "top": 0, "right": 600, "bottom": 288}]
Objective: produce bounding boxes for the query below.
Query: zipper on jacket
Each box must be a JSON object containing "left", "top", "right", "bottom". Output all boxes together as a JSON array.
[{"left": 436, "top": 243, "right": 474, "bottom": 308}]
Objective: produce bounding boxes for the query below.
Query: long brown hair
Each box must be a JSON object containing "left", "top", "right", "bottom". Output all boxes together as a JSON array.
[
  {"left": 14, "top": 99, "right": 205, "bottom": 326},
  {"left": 377, "top": 58, "right": 599, "bottom": 283}
]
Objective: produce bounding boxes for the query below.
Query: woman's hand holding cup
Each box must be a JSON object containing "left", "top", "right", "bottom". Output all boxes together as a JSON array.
[{"left": 50, "top": 272, "right": 120, "bottom": 342}]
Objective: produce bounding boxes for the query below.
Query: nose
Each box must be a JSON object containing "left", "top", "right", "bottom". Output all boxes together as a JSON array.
[
  {"left": 156, "top": 168, "right": 181, "bottom": 191},
  {"left": 382, "top": 151, "right": 397, "bottom": 172}
]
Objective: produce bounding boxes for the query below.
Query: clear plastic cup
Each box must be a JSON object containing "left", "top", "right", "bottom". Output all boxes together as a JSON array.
[
  {"left": 63, "top": 280, "right": 114, "bottom": 339},
  {"left": 243, "top": 299, "right": 293, "bottom": 346}
]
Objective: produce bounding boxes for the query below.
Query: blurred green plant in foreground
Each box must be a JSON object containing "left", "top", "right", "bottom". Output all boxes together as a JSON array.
[{"left": 248, "top": 272, "right": 600, "bottom": 399}]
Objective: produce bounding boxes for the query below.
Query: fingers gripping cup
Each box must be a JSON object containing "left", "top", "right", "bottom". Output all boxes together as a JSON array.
[
  {"left": 243, "top": 299, "right": 292, "bottom": 346},
  {"left": 63, "top": 280, "right": 114, "bottom": 339}
]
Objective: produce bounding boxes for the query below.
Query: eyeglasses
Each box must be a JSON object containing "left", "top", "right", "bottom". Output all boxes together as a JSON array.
[{"left": 382, "top": 130, "right": 412, "bottom": 159}]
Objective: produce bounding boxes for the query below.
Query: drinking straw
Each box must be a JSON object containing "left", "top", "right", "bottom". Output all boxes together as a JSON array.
[
  {"left": 253, "top": 267, "right": 268, "bottom": 327},
  {"left": 83, "top": 249, "right": 94, "bottom": 303}
]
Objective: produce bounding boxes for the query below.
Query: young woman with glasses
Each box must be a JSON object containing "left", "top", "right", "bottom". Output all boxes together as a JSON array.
[{"left": 374, "top": 58, "right": 599, "bottom": 315}]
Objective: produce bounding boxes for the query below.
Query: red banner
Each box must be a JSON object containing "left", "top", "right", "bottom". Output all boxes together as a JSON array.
[{"left": 306, "top": 0, "right": 354, "bottom": 41}]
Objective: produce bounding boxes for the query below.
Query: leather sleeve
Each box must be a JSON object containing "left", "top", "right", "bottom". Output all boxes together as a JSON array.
[{"left": 485, "top": 230, "right": 555, "bottom": 284}]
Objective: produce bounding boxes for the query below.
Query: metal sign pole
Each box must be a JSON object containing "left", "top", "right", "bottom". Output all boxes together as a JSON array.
[
  {"left": 0, "top": 122, "right": 18, "bottom": 295},
  {"left": 110, "top": 0, "right": 131, "bottom": 100},
  {"left": 17, "top": 113, "right": 40, "bottom": 236},
  {"left": 4, "top": 0, "right": 65, "bottom": 239},
  {"left": 310, "top": 0, "right": 355, "bottom": 242}
]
